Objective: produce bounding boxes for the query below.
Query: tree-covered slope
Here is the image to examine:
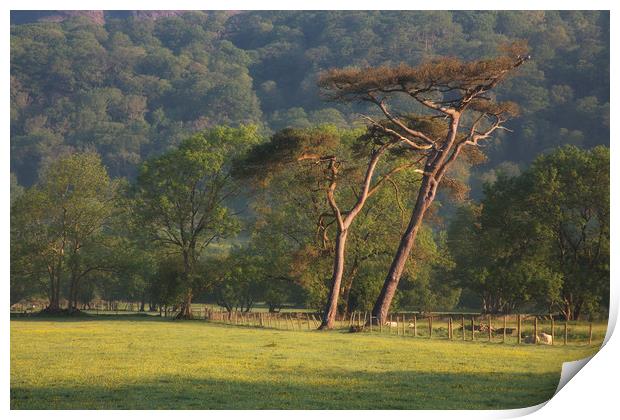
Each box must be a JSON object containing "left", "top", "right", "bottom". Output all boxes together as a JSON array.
[{"left": 11, "top": 11, "right": 609, "bottom": 186}]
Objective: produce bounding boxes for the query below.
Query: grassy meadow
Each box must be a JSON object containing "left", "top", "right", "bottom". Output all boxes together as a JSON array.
[{"left": 10, "top": 315, "right": 603, "bottom": 409}]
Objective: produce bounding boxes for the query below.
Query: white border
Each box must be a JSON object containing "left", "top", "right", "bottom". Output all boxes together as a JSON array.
[{"left": 3, "top": 2, "right": 617, "bottom": 419}]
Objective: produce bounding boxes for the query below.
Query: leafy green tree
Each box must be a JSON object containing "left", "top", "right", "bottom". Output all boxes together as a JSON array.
[
  {"left": 448, "top": 201, "right": 561, "bottom": 313},
  {"left": 526, "top": 145, "right": 609, "bottom": 319},
  {"left": 211, "top": 250, "right": 264, "bottom": 313},
  {"left": 133, "top": 125, "right": 260, "bottom": 318},
  {"left": 149, "top": 257, "right": 186, "bottom": 313},
  {"left": 396, "top": 229, "right": 459, "bottom": 313},
  {"left": 11, "top": 152, "right": 118, "bottom": 312},
  {"left": 448, "top": 145, "right": 608, "bottom": 318}
]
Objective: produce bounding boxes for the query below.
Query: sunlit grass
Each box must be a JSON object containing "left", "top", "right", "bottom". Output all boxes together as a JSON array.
[{"left": 10, "top": 316, "right": 601, "bottom": 409}]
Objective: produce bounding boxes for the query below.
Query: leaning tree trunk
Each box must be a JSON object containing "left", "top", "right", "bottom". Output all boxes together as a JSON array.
[
  {"left": 372, "top": 175, "right": 436, "bottom": 324},
  {"left": 320, "top": 229, "right": 348, "bottom": 329},
  {"left": 371, "top": 114, "right": 462, "bottom": 324},
  {"left": 316, "top": 149, "right": 390, "bottom": 329}
]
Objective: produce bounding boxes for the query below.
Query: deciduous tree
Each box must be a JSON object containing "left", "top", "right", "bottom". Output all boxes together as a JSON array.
[
  {"left": 11, "top": 152, "right": 118, "bottom": 312},
  {"left": 134, "top": 125, "right": 260, "bottom": 318}
]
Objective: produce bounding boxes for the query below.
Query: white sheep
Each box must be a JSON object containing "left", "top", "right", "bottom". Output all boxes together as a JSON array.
[
  {"left": 385, "top": 321, "right": 398, "bottom": 328},
  {"left": 538, "top": 332, "right": 553, "bottom": 345}
]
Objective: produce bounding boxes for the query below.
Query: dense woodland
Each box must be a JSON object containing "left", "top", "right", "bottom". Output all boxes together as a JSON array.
[{"left": 10, "top": 11, "right": 610, "bottom": 321}]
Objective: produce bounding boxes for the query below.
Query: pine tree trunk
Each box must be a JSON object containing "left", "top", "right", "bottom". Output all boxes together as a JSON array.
[
  {"left": 372, "top": 175, "right": 435, "bottom": 324},
  {"left": 371, "top": 115, "right": 461, "bottom": 324},
  {"left": 320, "top": 229, "right": 348, "bottom": 329}
]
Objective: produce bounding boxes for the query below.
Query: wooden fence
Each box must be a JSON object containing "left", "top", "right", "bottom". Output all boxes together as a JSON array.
[
  {"left": 203, "top": 309, "right": 600, "bottom": 346},
  {"left": 10, "top": 302, "right": 601, "bottom": 346}
]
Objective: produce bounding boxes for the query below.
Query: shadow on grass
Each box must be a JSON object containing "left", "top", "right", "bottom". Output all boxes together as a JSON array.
[{"left": 11, "top": 369, "right": 559, "bottom": 410}]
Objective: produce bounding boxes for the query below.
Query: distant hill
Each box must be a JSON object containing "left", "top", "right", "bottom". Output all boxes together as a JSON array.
[{"left": 10, "top": 11, "right": 609, "bottom": 191}]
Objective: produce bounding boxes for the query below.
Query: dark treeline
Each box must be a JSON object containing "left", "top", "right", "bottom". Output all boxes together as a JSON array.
[{"left": 10, "top": 11, "right": 609, "bottom": 322}]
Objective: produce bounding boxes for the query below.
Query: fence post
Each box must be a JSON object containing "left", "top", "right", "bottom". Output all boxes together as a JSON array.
[
  {"left": 589, "top": 322, "right": 593, "bottom": 345},
  {"left": 503, "top": 315, "right": 507, "bottom": 343},
  {"left": 564, "top": 321, "right": 568, "bottom": 345},
  {"left": 462, "top": 315, "right": 465, "bottom": 341},
  {"left": 488, "top": 315, "right": 492, "bottom": 342},
  {"left": 517, "top": 314, "right": 522, "bottom": 344},
  {"left": 550, "top": 315, "right": 554, "bottom": 345},
  {"left": 429, "top": 316, "right": 433, "bottom": 339},
  {"left": 471, "top": 317, "right": 475, "bottom": 341},
  {"left": 534, "top": 316, "right": 538, "bottom": 344}
]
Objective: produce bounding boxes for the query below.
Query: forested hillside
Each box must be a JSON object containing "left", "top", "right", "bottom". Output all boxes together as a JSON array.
[{"left": 11, "top": 11, "right": 609, "bottom": 186}]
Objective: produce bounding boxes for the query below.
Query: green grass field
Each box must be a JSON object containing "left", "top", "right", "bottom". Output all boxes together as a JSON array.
[{"left": 10, "top": 315, "right": 602, "bottom": 409}]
